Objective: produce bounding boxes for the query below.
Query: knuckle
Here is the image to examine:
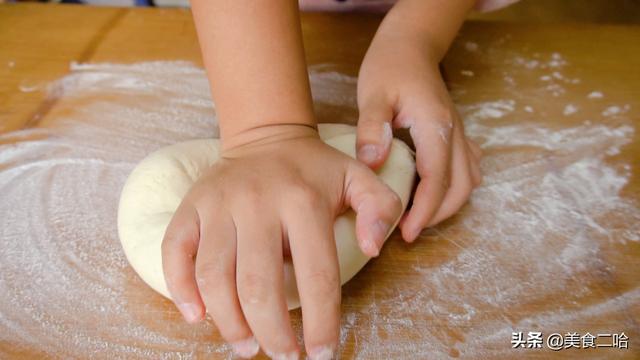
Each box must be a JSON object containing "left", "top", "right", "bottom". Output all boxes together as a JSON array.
[
  {"left": 237, "top": 272, "right": 271, "bottom": 305},
  {"left": 357, "top": 118, "right": 385, "bottom": 137},
  {"left": 234, "top": 183, "right": 268, "bottom": 216},
  {"left": 350, "top": 160, "right": 370, "bottom": 175},
  {"left": 288, "top": 185, "right": 321, "bottom": 208},
  {"left": 382, "top": 188, "right": 403, "bottom": 215},
  {"left": 195, "top": 259, "right": 232, "bottom": 290},
  {"left": 303, "top": 270, "right": 340, "bottom": 299},
  {"left": 239, "top": 184, "right": 264, "bottom": 204},
  {"left": 357, "top": 115, "right": 380, "bottom": 128},
  {"left": 161, "top": 225, "right": 195, "bottom": 260},
  {"left": 426, "top": 105, "right": 455, "bottom": 128}
]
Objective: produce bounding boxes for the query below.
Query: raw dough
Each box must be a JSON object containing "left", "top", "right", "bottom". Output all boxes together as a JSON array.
[{"left": 117, "top": 124, "right": 416, "bottom": 309}]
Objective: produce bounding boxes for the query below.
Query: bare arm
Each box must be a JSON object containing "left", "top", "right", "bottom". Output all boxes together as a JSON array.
[
  {"left": 381, "top": 0, "right": 474, "bottom": 62},
  {"left": 356, "top": 0, "right": 482, "bottom": 242},
  {"left": 191, "top": 0, "right": 316, "bottom": 148},
  {"left": 168, "top": 2, "right": 405, "bottom": 359}
]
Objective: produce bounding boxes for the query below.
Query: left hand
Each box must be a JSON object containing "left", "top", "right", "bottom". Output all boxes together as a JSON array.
[{"left": 356, "top": 29, "right": 482, "bottom": 243}]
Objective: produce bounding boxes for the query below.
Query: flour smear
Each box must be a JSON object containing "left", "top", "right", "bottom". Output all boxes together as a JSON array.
[{"left": 0, "top": 61, "right": 638, "bottom": 359}]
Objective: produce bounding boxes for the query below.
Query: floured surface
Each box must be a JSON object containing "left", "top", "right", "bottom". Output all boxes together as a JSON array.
[{"left": 0, "top": 59, "right": 638, "bottom": 359}]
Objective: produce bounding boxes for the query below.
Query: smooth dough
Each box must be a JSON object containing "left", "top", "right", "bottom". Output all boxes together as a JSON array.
[{"left": 118, "top": 124, "right": 416, "bottom": 309}]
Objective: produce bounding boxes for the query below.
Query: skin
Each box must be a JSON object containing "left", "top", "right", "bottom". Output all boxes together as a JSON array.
[
  {"left": 357, "top": 0, "right": 483, "bottom": 241},
  {"left": 163, "top": 0, "right": 482, "bottom": 359}
]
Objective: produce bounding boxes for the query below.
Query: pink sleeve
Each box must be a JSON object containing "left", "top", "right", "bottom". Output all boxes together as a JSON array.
[
  {"left": 474, "top": 0, "right": 520, "bottom": 12},
  {"left": 298, "top": 0, "right": 395, "bottom": 12},
  {"left": 298, "top": 0, "right": 519, "bottom": 13}
]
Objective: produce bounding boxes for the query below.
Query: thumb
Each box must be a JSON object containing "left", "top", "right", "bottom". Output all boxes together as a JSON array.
[
  {"left": 356, "top": 98, "right": 394, "bottom": 170},
  {"left": 344, "top": 161, "right": 403, "bottom": 257}
]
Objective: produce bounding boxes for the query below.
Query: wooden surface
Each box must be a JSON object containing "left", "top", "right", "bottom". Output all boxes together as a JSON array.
[
  {"left": 1, "top": 3, "right": 639, "bottom": 359},
  {"left": 468, "top": 0, "right": 640, "bottom": 24}
]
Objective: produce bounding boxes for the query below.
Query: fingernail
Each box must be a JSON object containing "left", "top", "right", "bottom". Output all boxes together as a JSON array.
[
  {"left": 177, "top": 302, "right": 202, "bottom": 323},
  {"left": 265, "top": 350, "right": 299, "bottom": 360},
  {"left": 308, "top": 345, "right": 335, "bottom": 360},
  {"left": 357, "top": 144, "right": 379, "bottom": 164},
  {"left": 231, "top": 337, "right": 260, "bottom": 358},
  {"left": 361, "top": 236, "right": 380, "bottom": 257}
]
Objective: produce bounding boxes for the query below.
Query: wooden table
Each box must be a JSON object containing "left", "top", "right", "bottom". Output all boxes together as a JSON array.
[{"left": 1, "top": 3, "right": 638, "bottom": 359}]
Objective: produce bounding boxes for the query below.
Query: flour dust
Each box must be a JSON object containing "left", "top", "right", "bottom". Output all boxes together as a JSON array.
[{"left": 0, "top": 59, "right": 638, "bottom": 359}]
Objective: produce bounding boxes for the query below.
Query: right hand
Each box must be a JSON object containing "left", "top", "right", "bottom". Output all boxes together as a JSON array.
[{"left": 161, "top": 124, "right": 403, "bottom": 359}]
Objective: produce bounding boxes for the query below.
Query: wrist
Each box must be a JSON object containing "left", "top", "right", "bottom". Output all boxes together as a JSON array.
[
  {"left": 370, "top": 20, "right": 441, "bottom": 66},
  {"left": 220, "top": 122, "right": 319, "bottom": 155},
  {"left": 377, "top": 0, "right": 473, "bottom": 62}
]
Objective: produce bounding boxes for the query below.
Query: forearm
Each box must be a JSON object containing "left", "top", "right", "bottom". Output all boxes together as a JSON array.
[
  {"left": 376, "top": 0, "right": 475, "bottom": 62},
  {"left": 191, "top": 0, "right": 315, "bottom": 145}
]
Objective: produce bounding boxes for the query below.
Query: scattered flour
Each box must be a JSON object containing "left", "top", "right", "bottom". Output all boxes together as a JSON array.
[
  {"left": 18, "top": 79, "right": 43, "bottom": 93},
  {"left": 460, "top": 70, "right": 474, "bottom": 77},
  {"left": 545, "top": 83, "right": 566, "bottom": 97},
  {"left": 588, "top": 91, "right": 604, "bottom": 99},
  {"left": 464, "top": 42, "right": 479, "bottom": 52},
  {"left": 512, "top": 52, "right": 567, "bottom": 70},
  {"left": 563, "top": 103, "right": 578, "bottom": 116},
  {"left": 512, "top": 52, "right": 580, "bottom": 97},
  {"left": 457, "top": 99, "right": 516, "bottom": 122},
  {"left": 602, "top": 105, "right": 631, "bottom": 117},
  {"left": 502, "top": 74, "right": 515, "bottom": 86},
  {"left": 340, "top": 97, "right": 639, "bottom": 358},
  {"left": 548, "top": 52, "right": 567, "bottom": 68},
  {"left": 0, "top": 62, "right": 638, "bottom": 359}
]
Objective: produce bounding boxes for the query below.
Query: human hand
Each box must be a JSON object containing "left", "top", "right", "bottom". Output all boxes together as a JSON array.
[
  {"left": 160, "top": 124, "right": 402, "bottom": 359},
  {"left": 356, "top": 31, "right": 482, "bottom": 243}
]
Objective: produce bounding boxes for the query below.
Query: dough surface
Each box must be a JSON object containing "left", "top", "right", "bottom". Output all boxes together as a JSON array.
[{"left": 118, "top": 124, "right": 416, "bottom": 309}]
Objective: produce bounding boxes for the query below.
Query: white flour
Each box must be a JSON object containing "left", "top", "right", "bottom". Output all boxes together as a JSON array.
[
  {"left": 563, "top": 103, "right": 578, "bottom": 116},
  {"left": 0, "top": 60, "right": 637, "bottom": 359},
  {"left": 587, "top": 91, "right": 604, "bottom": 99},
  {"left": 464, "top": 42, "right": 479, "bottom": 52},
  {"left": 602, "top": 105, "right": 631, "bottom": 118},
  {"left": 340, "top": 99, "right": 638, "bottom": 358}
]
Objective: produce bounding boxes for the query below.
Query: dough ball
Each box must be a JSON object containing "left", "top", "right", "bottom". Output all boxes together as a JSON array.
[{"left": 118, "top": 124, "right": 416, "bottom": 309}]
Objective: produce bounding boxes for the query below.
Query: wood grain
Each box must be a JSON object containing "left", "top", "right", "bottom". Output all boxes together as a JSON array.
[{"left": 0, "top": 3, "right": 638, "bottom": 359}]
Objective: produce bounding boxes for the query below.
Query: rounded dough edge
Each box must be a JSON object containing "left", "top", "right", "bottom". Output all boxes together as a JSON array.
[{"left": 117, "top": 124, "right": 416, "bottom": 310}]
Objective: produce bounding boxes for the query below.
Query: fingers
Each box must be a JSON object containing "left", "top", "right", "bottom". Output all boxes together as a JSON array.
[
  {"left": 427, "top": 128, "right": 476, "bottom": 226},
  {"left": 466, "top": 139, "right": 483, "bottom": 187},
  {"left": 284, "top": 195, "right": 340, "bottom": 359},
  {"left": 161, "top": 202, "right": 206, "bottom": 323},
  {"left": 235, "top": 208, "right": 299, "bottom": 359},
  {"left": 400, "top": 120, "right": 451, "bottom": 242},
  {"left": 194, "top": 208, "right": 257, "bottom": 358},
  {"left": 345, "top": 161, "right": 403, "bottom": 257},
  {"left": 356, "top": 95, "right": 394, "bottom": 169},
  {"left": 467, "top": 138, "right": 482, "bottom": 161}
]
